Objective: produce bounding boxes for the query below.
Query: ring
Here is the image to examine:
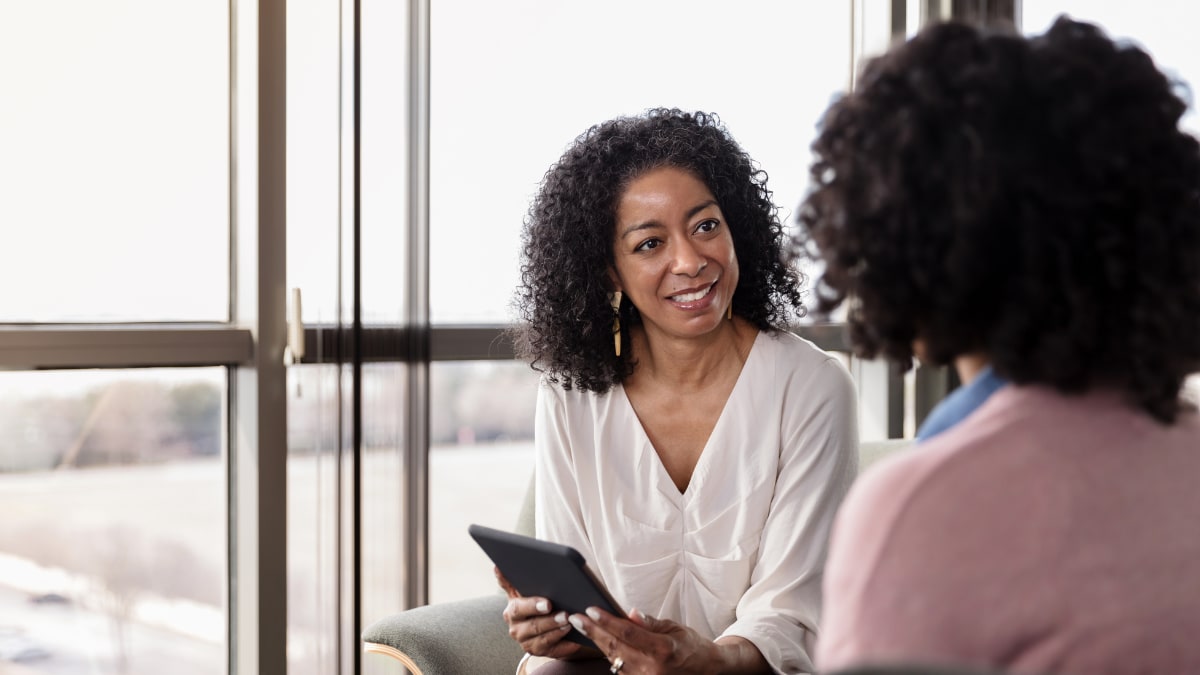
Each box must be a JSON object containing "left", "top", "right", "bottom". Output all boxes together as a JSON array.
[{"left": 609, "top": 656, "right": 625, "bottom": 673}]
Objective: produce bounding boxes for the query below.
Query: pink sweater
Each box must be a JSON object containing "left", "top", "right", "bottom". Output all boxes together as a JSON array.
[{"left": 818, "top": 385, "right": 1200, "bottom": 674}]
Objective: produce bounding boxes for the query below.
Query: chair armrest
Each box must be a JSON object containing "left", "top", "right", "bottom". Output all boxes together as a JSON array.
[{"left": 362, "top": 594, "right": 525, "bottom": 675}]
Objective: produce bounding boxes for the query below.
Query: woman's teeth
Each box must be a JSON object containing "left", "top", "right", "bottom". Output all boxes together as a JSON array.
[{"left": 671, "top": 284, "right": 713, "bottom": 303}]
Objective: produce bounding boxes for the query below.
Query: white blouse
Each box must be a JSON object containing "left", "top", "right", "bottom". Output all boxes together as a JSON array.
[{"left": 534, "top": 330, "right": 859, "bottom": 674}]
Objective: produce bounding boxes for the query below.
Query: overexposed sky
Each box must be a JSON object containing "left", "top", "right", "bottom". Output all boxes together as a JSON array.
[{"left": 0, "top": 1, "right": 229, "bottom": 323}]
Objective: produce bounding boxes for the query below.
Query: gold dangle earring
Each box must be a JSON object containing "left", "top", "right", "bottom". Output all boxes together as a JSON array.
[
  {"left": 727, "top": 302, "right": 733, "bottom": 321},
  {"left": 609, "top": 291, "right": 623, "bottom": 357}
]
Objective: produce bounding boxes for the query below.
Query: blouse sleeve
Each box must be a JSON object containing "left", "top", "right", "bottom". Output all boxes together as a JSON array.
[
  {"left": 720, "top": 357, "right": 860, "bottom": 674},
  {"left": 532, "top": 378, "right": 598, "bottom": 566}
]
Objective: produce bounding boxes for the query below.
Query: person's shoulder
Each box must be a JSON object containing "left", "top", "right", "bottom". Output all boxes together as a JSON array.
[
  {"left": 759, "top": 329, "right": 854, "bottom": 393},
  {"left": 537, "top": 373, "right": 621, "bottom": 411},
  {"left": 838, "top": 391, "right": 1041, "bottom": 550},
  {"left": 759, "top": 329, "right": 848, "bottom": 372},
  {"left": 839, "top": 439, "right": 947, "bottom": 527},
  {"left": 860, "top": 392, "right": 1022, "bottom": 489},
  {"left": 536, "top": 373, "right": 565, "bottom": 398}
]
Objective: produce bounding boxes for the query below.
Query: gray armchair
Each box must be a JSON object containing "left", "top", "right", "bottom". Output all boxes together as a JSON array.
[{"left": 362, "top": 439, "right": 910, "bottom": 675}]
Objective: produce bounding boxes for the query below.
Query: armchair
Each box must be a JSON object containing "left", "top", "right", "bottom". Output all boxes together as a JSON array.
[{"left": 362, "top": 439, "right": 910, "bottom": 675}]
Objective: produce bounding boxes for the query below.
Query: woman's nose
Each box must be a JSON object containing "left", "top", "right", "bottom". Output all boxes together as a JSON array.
[{"left": 670, "top": 242, "right": 708, "bottom": 277}]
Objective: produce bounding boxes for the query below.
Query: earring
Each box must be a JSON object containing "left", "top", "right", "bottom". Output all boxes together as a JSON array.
[
  {"left": 727, "top": 303, "right": 733, "bottom": 321},
  {"left": 609, "top": 291, "right": 622, "bottom": 357}
]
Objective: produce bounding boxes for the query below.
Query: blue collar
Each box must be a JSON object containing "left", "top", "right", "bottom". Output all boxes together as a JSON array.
[{"left": 916, "top": 365, "right": 1008, "bottom": 442}]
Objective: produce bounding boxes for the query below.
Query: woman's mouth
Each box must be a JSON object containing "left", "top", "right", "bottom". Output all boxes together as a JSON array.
[{"left": 668, "top": 280, "right": 717, "bottom": 303}]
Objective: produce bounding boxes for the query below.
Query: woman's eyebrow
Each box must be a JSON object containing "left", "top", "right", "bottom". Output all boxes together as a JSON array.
[
  {"left": 618, "top": 220, "right": 661, "bottom": 240},
  {"left": 686, "top": 200, "right": 719, "bottom": 219},
  {"left": 619, "top": 200, "right": 719, "bottom": 240}
]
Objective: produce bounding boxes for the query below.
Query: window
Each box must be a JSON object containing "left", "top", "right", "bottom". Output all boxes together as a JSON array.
[
  {"left": 429, "top": 361, "right": 540, "bottom": 602},
  {"left": 0, "top": 1, "right": 282, "bottom": 672},
  {"left": 0, "top": 1, "right": 230, "bottom": 323},
  {"left": 429, "top": 0, "right": 853, "bottom": 323},
  {"left": 0, "top": 369, "right": 225, "bottom": 674}
]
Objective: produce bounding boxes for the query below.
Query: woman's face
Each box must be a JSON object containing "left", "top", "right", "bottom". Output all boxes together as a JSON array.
[{"left": 610, "top": 165, "right": 739, "bottom": 343}]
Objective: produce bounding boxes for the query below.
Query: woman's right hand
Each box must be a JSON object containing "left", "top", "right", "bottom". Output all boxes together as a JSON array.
[{"left": 496, "top": 566, "right": 590, "bottom": 659}]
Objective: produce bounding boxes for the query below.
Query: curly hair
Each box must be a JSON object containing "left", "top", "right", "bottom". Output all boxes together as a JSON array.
[
  {"left": 514, "top": 108, "right": 805, "bottom": 393},
  {"left": 796, "top": 17, "right": 1200, "bottom": 423}
]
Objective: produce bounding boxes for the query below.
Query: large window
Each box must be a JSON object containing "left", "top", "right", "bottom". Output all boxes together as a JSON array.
[
  {"left": 0, "top": 1, "right": 241, "bottom": 673},
  {"left": 0, "top": 1, "right": 230, "bottom": 323}
]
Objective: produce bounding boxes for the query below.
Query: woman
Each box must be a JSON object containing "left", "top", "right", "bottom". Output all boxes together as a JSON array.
[
  {"left": 797, "top": 17, "right": 1200, "bottom": 674},
  {"left": 506, "top": 108, "right": 859, "bottom": 674}
]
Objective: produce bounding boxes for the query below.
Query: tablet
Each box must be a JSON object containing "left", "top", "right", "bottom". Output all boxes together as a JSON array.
[{"left": 468, "top": 523, "right": 625, "bottom": 649}]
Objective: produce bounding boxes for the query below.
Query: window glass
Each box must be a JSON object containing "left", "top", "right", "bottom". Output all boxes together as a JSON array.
[
  {"left": 287, "top": 362, "right": 412, "bottom": 668},
  {"left": 288, "top": 0, "right": 344, "bottom": 326},
  {"left": 289, "top": 0, "right": 409, "bottom": 327},
  {"left": 429, "top": 361, "right": 540, "bottom": 603},
  {"left": 0, "top": 368, "right": 226, "bottom": 674},
  {"left": 361, "top": 1, "right": 411, "bottom": 325},
  {"left": 0, "top": 2, "right": 230, "bottom": 323},
  {"left": 429, "top": 0, "right": 852, "bottom": 323},
  {"left": 286, "top": 364, "right": 342, "bottom": 675},
  {"left": 1022, "top": 1, "right": 1200, "bottom": 133},
  {"left": 361, "top": 363, "right": 408, "bottom": 641}
]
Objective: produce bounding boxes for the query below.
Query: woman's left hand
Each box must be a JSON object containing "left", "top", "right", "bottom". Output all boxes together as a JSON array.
[{"left": 568, "top": 606, "right": 763, "bottom": 674}]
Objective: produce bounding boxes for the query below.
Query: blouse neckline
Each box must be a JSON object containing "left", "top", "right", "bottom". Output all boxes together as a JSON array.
[{"left": 618, "top": 330, "right": 767, "bottom": 499}]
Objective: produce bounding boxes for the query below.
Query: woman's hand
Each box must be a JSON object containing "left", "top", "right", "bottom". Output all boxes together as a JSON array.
[
  {"left": 567, "top": 606, "right": 769, "bottom": 674},
  {"left": 495, "top": 567, "right": 593, "bottom": 660}
]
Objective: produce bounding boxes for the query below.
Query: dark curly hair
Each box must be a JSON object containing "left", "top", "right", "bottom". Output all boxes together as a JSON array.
[
  {"left": 514, "top": 108, "right": 805, "bottom": 393},
  {"left": 795, "top": 17, "right": 1200, "bottom": 423}
]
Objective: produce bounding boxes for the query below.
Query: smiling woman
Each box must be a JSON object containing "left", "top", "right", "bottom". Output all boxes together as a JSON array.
[{"left": 506, "top": 109, "right": 860, "bottom": 675}]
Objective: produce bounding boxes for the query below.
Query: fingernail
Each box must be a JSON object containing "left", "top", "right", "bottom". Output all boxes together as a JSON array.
[
  {"left": 585, "top": 607, "right": 601, "bottom": 621},
  {"left": 535, "top": 600, "right": 549, "bottom": 614},
  {"left": 554, "top": 611, "right": 567, "bottom": 624},
  {"left": 568, "top": 615, "right": 587, "bottom": 636}
]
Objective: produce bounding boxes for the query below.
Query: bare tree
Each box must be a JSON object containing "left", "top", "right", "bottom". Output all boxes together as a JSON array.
[{"left": 85, "top": 525, "right": 148, "bottom": 674}]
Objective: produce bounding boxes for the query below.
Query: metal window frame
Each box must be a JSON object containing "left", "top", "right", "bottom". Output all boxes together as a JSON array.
[
  {"left": 230, "top": 0, "right": 289, "bottom": 672},
  {"left": 0, "top": 325, "right": 253, "bottom": 369}
]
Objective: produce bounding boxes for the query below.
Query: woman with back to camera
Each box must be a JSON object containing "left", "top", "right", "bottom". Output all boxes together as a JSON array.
[
  {"left": 505, "top": 108, "right": 859, "bottom": 674},
  {"left": 796, "top": 16, "right": 1200, "bottom": 674}
]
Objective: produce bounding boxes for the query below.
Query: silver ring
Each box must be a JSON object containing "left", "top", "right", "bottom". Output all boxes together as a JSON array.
[{"left": 609, "top": 656, "right": 625, "bottom": 673}]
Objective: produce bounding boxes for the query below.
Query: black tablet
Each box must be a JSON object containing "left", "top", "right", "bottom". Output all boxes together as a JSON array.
[{"left": 468, "top": 523, "right": 625, "bottom": 649}]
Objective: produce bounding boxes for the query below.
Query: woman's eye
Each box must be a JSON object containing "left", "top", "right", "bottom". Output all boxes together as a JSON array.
[
  {"left": 695, "top": 219, "right": 719, "bottom": 234},
  {"left": 634, "top": 238, "right": 661, "bottom": 252}
]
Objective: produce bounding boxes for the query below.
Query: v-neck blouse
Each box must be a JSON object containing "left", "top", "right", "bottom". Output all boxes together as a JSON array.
[{"left": 534, "top": 330, "right": 859, "bottom": 673}]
